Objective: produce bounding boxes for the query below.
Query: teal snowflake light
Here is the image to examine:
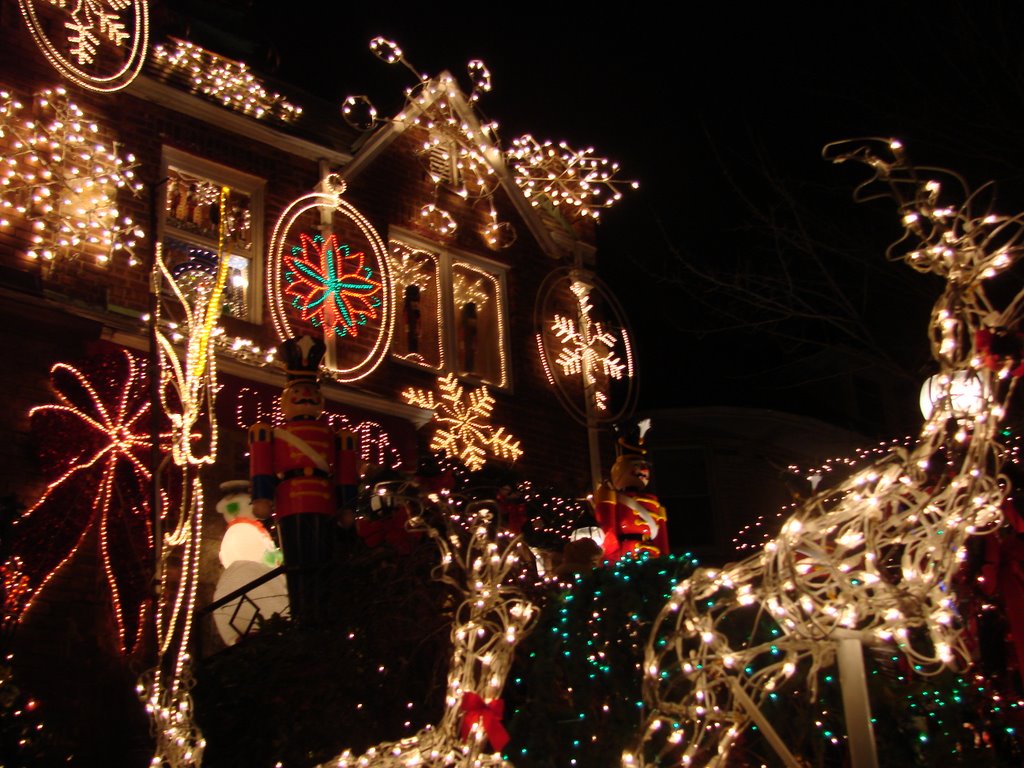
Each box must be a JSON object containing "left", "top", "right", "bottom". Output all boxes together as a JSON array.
[{"left": 284, "top": 232, "right": 382, "bottom": 337}]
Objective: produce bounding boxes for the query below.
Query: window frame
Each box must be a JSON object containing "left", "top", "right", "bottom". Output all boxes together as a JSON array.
[
  {"left": 159, "top": 146, "right": 266, "bottom": 325},
  {"left": 388, "top": 227, "right": 512, "bottom": 390}
]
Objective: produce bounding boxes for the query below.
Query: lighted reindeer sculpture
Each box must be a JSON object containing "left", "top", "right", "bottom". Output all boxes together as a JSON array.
[
  {"left": 626, "top": 140, "right": 1024, "bottom": 768},
  {"left": 319, "top": 496, "right": 539, "bottom": 768}
]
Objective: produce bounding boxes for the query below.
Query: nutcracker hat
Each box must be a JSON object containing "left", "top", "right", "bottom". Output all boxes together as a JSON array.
[
  {"left": 615, "top": 417, "right": 652, "bottom": 461},
  {"left": 279, "top": 334, "right": 326, "bottom": 384}
]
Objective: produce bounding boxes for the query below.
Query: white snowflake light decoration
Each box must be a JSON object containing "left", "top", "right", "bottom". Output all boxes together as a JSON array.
[
  {"left": 403, "top": 373, "right": 522, "bottom": 471},
  {"left": 507, "top": 134, "right": 639, "bottom": 221},
  {"left": 18, "top": 0, "right": 150, "bottom": 92},
  {"left": 549, "top": 280, "right": 626, "bottom": 411},
  {"left": 0, "top": 85, "right": 144, "bottom": 271}
]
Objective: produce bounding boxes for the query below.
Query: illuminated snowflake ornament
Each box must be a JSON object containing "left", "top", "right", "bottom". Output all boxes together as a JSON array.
[
  {"left": 0, "top": 86, "right": 144, "bottom": 271},
  {"left": 550, "top": 280, "right": 627, "bottom": 412},
  {"left": 18, "top": 0, "right": 150, "bottom": 92},
  {"left": 507, "top": 134, "right": 639, "bottom": 221},
  {"left": 535, "top": 269, "right": 636, "bottom": 425},
  {"left": 284, "top": 232, "right": 384, "bottom": 338},
  {"left": 403, "top": 373, "right": 522, "bottom": 471}
]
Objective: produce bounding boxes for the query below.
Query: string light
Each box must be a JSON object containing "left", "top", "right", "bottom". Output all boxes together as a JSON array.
[
  {"left": 152, "top": 38, "right": 302, "bottom": 123},
  {"left": 0, "top": 85, "right": 143, "bottom": 272},
  {"left": 506, "top": 134, "right": 639, "bottom": 222},
  {"left": 545, "top": 279, "right": 628, "bottom": 412},
  {"left": 18, "top": 0, "right": 149, "bottom": 92},
  {"left": 3, "top": 351, "right": 165, "bottom": 652},
  {"left": 632, "top": 139, "right": 1024, "bottom": 766}
]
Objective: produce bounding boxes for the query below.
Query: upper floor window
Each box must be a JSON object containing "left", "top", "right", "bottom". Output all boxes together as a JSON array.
[
  {"left": 160, "top": 147, "right": 264, "bottom": 323},
  {"left": 389, "top": 230, "right": 510, "bottom": 389}
]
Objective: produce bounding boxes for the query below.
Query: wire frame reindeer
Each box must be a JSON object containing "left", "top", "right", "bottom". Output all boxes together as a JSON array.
[
  {"left": 625, "top": 139, "right": 1024, "bottom": 767},
  {"left": 319, "top": 494, "right": 540, "bottom": 767}
]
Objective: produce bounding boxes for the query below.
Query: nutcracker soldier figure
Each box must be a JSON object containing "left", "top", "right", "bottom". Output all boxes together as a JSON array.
[
  {"left": 248, "top": 335, "right": 359, "bottom": 625},
  {"left": 593, "top": 418, "right": 668, "bottom": 562}
]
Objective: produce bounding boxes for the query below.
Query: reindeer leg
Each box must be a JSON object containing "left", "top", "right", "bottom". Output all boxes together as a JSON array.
[{"left": 725, "top": 676, "right": 805, "bottom": 768}]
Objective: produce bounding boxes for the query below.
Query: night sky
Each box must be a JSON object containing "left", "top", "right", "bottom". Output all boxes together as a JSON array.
[{"left": 163, "top": 0, "right": 1024, "bottom": 432}]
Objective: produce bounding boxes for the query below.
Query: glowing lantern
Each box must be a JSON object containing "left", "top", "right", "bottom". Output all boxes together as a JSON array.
[{"left": 919, "top": 371, "right": 985, "bottom": 419}]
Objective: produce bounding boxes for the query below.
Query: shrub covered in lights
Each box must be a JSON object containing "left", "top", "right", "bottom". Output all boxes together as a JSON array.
[{"left": 503, "top": 553, "right": 699, "bottom": 768}]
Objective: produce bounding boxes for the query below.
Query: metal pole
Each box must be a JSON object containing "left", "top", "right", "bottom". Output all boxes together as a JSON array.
[{"left": 834, "top": 630, "right": 880, "bottom": 768}]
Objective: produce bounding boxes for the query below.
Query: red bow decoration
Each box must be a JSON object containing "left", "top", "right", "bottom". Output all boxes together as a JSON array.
[{"left": 459, "top": 692, "right": 509, "bottom": 752}]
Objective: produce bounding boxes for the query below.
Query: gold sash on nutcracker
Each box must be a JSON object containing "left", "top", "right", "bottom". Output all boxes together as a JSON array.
[{"left": 272, "top": 427, "right": 330, "bottom": 473}]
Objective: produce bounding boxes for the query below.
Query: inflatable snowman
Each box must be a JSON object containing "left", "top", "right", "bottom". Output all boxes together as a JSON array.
[{"left": 212, "top": 480, "right": 289, "bottom": 645}]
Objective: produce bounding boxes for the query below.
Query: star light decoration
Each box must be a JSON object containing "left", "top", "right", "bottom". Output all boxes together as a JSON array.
[
  {"left": 18, "top": 0, "right": 149, "bottom": 92},
  {"left": 627, "top": 140, "right": 1024, "bottom": 768},
  {"left": 318, "top": 500, "right": 539, "bottom": 767},
  {"left": 152, "top": 37, "right": 303, "bottom": 123},
  {"left": 267, "top": 174, "right": 394, "bottom": 382},
  {"left": 341, "top": 38, "right": 634, "bottom": 244},
  {"left": 284, "top": 232, "right": 384, "bottom": 338},
  {"left": 0, "top": 85, "right": 144, "bottom": 272},
  {"left": 544, "top": 279, "right": 628, "bottom": 412},
  {"left": 403, "top": 373, "right": 522, "bottom": 472}
]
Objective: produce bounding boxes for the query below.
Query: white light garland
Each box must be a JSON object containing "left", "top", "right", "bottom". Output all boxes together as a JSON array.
[
  {"left": 138, "top": 185, "right": 237, "bottom": 767},
  {"left": 152, "top": 38, "right": 303, "bottom": 123},
  {"left": 628, "top": 140, "right": 1024, "bottom": 767}
]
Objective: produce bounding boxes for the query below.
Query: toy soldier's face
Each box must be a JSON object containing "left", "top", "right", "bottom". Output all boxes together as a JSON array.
[
  {"left": 612, "top": 455, "right": 651, "bottom": 491},
  {"left": 281, "top": 380, "right": 324, "bottom": 420}
]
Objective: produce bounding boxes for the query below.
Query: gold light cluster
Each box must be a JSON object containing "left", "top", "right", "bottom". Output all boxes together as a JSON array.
[
  {"left": 0, "top": 85, "right": 144, "bottom": 270},
  {"left": 507, "top": 135, "right": 639, "bottom": 221},
  {"left": 138, "top": 186, "right": 238, "bottom": 767},
  {"left": 152, "top": 38, "right": 302, "bottom": 123},
  {"left": 628, "top": 140, "right": 1024, "bottom": 767}
]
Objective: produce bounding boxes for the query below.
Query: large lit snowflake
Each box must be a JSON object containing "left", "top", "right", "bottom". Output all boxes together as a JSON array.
[
  {"left": 402, "top": 373, "right": 522, "bottom": 471},
  {"left": 550, "top": 281, "right": 626, "bottom": 411},
  {"left": 0, "top": 85, "right": 143, "bottom": 270},
  {"left": 284, "top": 232, "right": 383, "bottom": 338},
  {"left": 2, "top": 350, "right": 169, "bottom": 652}
]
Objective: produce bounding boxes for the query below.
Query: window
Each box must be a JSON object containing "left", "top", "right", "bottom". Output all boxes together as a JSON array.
[
  {"left": 388, "top": 229, "right": 510, "bottom": 389},
  {"left": 160, "top": 147, "right": 264, "bottom": 322}
]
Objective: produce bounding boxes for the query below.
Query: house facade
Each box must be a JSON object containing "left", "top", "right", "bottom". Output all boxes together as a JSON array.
[{"left": 0, "top": 2, "right": 640, "bottom": 763}]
